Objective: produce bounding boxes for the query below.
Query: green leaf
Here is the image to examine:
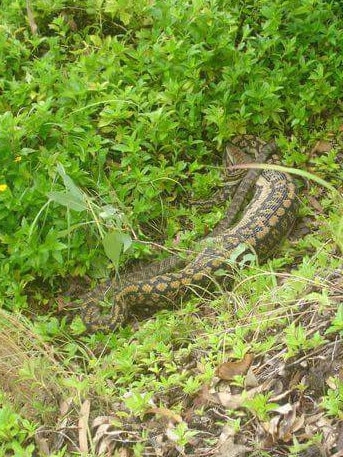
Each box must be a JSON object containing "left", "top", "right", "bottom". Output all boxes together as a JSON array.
[
  {"left": 47, "top": 163, "right": 88, "bottom": 211},
  {"left": 70, "top": 316, "right": 87, "bottom": 335},
  {"left": 102, "top": 231, "right": 132, "bottom": 269},
  {"left": 326, "top": 304, "right": 343, "bottom": 335},
  {"left": 47, "top": 190, "right": 87, "bottom": 212},
  {"left": 56, "top": 162, "right": 85, "bottom": 199}
]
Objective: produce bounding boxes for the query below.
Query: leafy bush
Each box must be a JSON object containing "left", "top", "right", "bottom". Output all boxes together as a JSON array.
[
  {"left": 1, "top": 0, "right": 342, "bottom": 311},
  {"left": 0, "top": 403, "right": 36, "bottom": 456}
]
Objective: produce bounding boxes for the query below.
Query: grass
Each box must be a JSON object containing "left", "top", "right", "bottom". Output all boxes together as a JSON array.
[{"left": 1, "top": 0, "right": 343, "bottom": 455}]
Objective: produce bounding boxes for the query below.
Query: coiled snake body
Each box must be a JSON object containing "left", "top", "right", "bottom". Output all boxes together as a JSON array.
[{"left": 75, "top": 136, "right": 297, "bottom": 333}]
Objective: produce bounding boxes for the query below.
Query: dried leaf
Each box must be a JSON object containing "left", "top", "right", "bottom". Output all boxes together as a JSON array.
[
  {"left": 308, "top": 196, "right": 325, "bottom": 214},
  {"left": 79, "top": 399, "right": 90, "bottom": 453},
  {"left": 269, "top": 379, "right": 284, "bottom": 396},
  {"left": 337, "top": 421, "right": 343, "bottom": 451},
  {"left": 93, "top": 417, "right": 118, "bottom": 454},
  {"left": 339, "top": 368, "right": 343, "bottom": 383},
  {"left": 60, "top": 397, "right": 73, "bottom": 416},
  {"left": 262, "top": 402, "right": 305, "bottom": 444},
  {"left": 50, "top": 398, "right": 73, "bottom": 451},
  {"left": 278, "top": 404, "right": 304, "bottom": 442},
  {"left": 303, "top": 413, "right": 335, "bottom": 450},
  {"left": 311, "top": 140, "right": 334, "bottom": 154},
  {"left": 305, "top": 412, "right": 326, "bottom": 426},
  {"left": 146, "top": 407, "right": 182, "bottom": 423},
  {"left": 215, "top": 440, "right": 250, "bottom": 457},
  {"left": 34, "top": 429, "right": 51, "bottom": 455},
  {"left": 326, "top": 376, "right": 337, "bottom": 389},
  {"left": 277, "top": 405, "right": 297, "bottom": 442},
  {"left": 214, "top": 425, "right": 250, "bottom": 457},
  {"left": 272, "top": 403, "right": 294, "bottom": 415},
  {"left": 262, "top": 415, "right": 280, "bottom": 440},
  {"left": 218, "top": 425, "right": 236, "bottom": 441},
  {"left": 92, "top": 415, "right": 144, "bottom": 455},
  {"left": 245, "top": 367, "right": 259, "bottom": 388},
  {"left": 92, "top": 415, "right": 122, "bottom": 431},
  {"left": 26, "top": 0, "right": 38, "bottom": 34},
  {"left": 210, "top": 383, "right": 265, "bottom": 409},
  {"left": 270, "top": 390, "right": 292, "bottom": 403},
  {"left": 216, "top": 354, "right": 254, "bottom": 381},
  {"left": 291, "top": 414, "right": 305, "bottom": 434},
  {"left": 193, "top": 384, "right": 212, "bottom": 408},
  {"left": 61, "top": 11, "right": 78, "bottom": 31}
]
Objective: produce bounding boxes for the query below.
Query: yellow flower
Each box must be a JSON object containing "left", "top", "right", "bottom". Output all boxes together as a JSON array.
[
  {"left": 0, "top": 184, "right": 8, "bottom": 192},
  {"left": 14, "top": 156, "right": 22, "bottom": 162}
]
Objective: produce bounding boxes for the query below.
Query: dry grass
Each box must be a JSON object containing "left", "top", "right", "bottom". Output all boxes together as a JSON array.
[{"left": 0, "top": 309, "right": 62, "bottom": 421}]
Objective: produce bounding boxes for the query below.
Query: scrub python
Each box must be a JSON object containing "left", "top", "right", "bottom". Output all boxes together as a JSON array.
[{"left": 70, "top": 135, "right": 297, "bottom": 333}]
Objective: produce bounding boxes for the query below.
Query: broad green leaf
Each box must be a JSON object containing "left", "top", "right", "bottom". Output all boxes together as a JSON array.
[
  {"left": 99, "top": 205, "right": 119, "bottom": 219},
  {"left": 70, "top": 316, "right": 87, "bottom": 335},
  {"left": 56, "top": 162, "right": 86, "bottom": 201},
  {"left": 48, "top": 191, "right": 87, "bottom": 212},
  {"left": 102, "top": 231, "right": 132, "bottom": 270},
  {"left": 122, "top": 232, "right": 132, "bottom": 253}
]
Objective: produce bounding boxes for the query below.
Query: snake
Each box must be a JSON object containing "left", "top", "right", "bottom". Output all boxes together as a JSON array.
[{"left": 70, "top": 136, "right": 297, "bottom": 333}]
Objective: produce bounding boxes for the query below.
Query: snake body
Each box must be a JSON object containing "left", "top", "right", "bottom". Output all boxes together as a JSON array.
[{"left": 76, "top": 136, "right": 297, "bottom": 333}]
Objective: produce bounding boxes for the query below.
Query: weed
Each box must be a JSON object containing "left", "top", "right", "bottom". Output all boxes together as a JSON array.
[
  {"left": 284, "top": 323, "right": 326, "bottom": 359},
  {"left": 0, "top": 403, "right": 36, "bottom": 457},
  {"left": 322, "top": 379, "right": 343, "bottom": 418}
]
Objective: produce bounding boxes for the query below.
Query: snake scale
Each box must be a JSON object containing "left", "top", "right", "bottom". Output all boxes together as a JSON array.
[{"left": 72, "top": 136, "right": 297, "bottom": 333}]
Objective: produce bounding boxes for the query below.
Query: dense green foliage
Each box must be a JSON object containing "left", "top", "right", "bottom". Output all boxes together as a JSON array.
[
  {"left": 1, "top": 0, "right": 343, "bottom": 301},
  {"left": 0, "top": 0, "right": 343, "bottom": 455}
]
